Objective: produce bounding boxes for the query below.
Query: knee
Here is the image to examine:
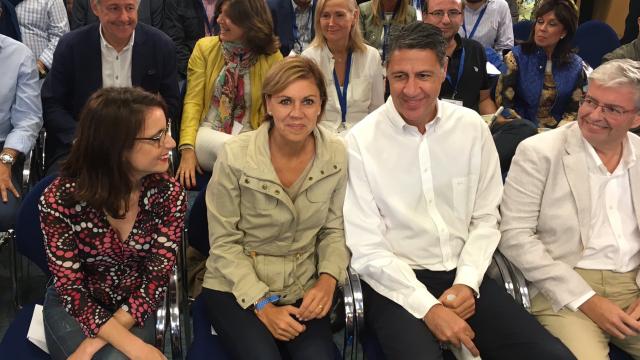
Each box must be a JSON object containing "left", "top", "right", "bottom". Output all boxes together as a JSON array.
[
  {"left": 533, "top": 339, "right": 577, "bottom": 360},
  {"left": 0, "top": 195, "right": 21, "bottom": 230},
  {"left": 92, "top": 346, "right": 129, "bottom": 360}
]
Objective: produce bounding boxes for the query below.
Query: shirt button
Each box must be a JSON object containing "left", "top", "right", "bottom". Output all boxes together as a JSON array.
[
  {"left": 275, "top": 190, "right": 280, "bottom": 195},
  {"left": 308, "top": 177, "right": 313, "bottom": 181},
  {"left": 333, "top": 165, "right": 338, "bottom": 169},
  {"left": 244, "top": 179, "right": 250, "bottom": 184},
  {"left": 262, "top": 184, "right": 268, "bottom": 190},
  {"left": 320, "top": 170, "right": 325, "bottom": 175}
]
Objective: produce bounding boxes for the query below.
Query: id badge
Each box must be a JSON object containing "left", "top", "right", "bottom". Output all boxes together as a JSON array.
[
  {"left": 336, "top": 122, "right": 351, "bottom": 135},
  {"left": 441, "top": 98, "right": 463, "bottom": 107}
]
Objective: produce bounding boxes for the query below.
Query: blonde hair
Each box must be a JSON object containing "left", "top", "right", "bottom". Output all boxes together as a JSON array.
[
  {"left": 370, "top": 0, "right": 413, "bottom": 27},
  {"left": 261, "top": 56, "right": 329, "bottom": 123},
  {"left": 310, "top": 0, "right": 367, "bottom": 53}
]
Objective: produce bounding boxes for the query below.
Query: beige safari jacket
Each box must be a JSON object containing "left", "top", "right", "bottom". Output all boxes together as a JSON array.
[{"left": 202, "top": 122, "right": 349, "bottom": 309}]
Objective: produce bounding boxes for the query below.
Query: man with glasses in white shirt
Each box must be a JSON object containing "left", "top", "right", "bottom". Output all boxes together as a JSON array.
[
  {"left": 500, "top": 59, "right": 640, "bottom": 359},
  {"left": 344, "top": 21, "right": 572, "bottom": 360}
]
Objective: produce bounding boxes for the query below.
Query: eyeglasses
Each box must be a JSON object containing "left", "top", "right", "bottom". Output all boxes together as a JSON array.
[
  {"left": 580, "top": 96, "right": 638, "bottom": 120},
  {"left": 135, "top": 119, "right": 171, "bottom": 146},
  {"left": 426, "top": 10, "right": 462, "bottom": 19}
]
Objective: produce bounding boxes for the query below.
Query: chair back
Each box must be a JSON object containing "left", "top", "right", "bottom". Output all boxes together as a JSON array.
[
  {"left": 188, "top": 188, "right": 210, "bottom": 257},
  {"left": 573, "top": 20, "right": 620, "bottom": 68},
  {"left": 513, "top": 20, "right": 533, "bottom": 43},
  {"left": 15, "top": 176, "right": 56, "bottom": 276}
]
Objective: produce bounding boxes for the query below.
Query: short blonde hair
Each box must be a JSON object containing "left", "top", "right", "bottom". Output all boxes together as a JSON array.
[{"left": 310, "top": 0, "right": 367, "bottom": 53}]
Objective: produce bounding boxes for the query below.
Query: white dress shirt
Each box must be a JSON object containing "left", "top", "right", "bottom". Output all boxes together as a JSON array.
[
  {"left": 16, "top": 0, "right": 69, "bottom": 69},
  {"left": 100, "top": 26, "right": 134, "bottom": 88},
  {"left": 344, "top": 98, "right": 503, "bottom": 318},
  {"left": 567, "top": 135, "right": 640, "bottom": 311},
  {"left": 302, "top": 44, "right": 384, "bottom": 134},
  {"left": 458, "top": 0, "right": 513, "bottom": 53}
]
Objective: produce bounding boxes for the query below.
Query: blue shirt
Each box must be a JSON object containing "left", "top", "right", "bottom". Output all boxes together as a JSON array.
[{"left": 0, "top": 33, "right": 42, "bottom": 155}]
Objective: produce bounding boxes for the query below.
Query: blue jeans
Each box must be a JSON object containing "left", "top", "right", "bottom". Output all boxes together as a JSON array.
[{"left": 43, "top": 285, "right": 157, "bottom": 360}]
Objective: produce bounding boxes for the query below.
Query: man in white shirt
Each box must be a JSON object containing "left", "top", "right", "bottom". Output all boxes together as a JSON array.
[
  {"left": 500, "top": 59, "right": 640, "bottom": 359},
  {"left": 344, "top": 21, "right": 572, "bottom": 359},
  {"left": 459, "top": 0, "right": 513, "bottom": 55}
]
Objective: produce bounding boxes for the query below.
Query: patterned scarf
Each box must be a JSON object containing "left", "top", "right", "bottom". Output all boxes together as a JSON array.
[{"left": 210, "top": 41, "right": 257, "bottom": 134}]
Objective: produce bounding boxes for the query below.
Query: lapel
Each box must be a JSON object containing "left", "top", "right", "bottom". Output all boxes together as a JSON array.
[
  {"left": 629, "top": 139, "right": 640, "bottom": 227},
  {"left": 85, "top": 24, "right": 103, "bottom": 90},
  {"left": 561, "top": 123, "right": 591, "bottom": 247},
  {"left": 131, "top": 24, "right": 146, "bottom": 86}
]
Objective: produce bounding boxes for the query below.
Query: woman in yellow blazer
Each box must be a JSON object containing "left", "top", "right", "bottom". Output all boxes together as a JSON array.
[
  {"left": 200, "top": 56, "right": 349, "bottom": 359},
  {"left": 176, "top": 0, "right": 283, "bottom": 188}
]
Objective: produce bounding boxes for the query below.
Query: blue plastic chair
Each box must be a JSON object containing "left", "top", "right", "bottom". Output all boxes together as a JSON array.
[
  {"left": 0, "top": 176, "right": 55, "bottom": 359},
  {"left": 572, "top": 20, "right": 620, "bottom": 68}
]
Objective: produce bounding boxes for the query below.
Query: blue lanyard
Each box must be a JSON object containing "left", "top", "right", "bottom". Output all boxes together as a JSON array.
[
  {"left": 379, "top": 1, "right": 401, "bottom": 62},
  {"left": 445, "top": 47, "right": 465, "bottom": 98},
  {"left": 292, "top": 0, "right": 315, "bottom": 51},
  {"left": 461, "top": 4, "right": 488, "bottom": 40},
  {"left": 333, "top": 51, "right": 353, "bottom": 125}
]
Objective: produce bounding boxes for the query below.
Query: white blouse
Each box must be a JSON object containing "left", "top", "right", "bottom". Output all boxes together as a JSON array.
[{"left": 302, "top": 43, "right": 385, "bottom": 134}]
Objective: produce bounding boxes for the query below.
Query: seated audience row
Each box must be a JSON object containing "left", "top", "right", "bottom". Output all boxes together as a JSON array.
[{"left": 10, "top": 8, "right": 640, "bottom": 358}]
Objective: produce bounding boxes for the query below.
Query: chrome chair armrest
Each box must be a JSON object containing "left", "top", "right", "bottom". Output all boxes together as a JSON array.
[
  {"left": 21, "top": 149, "right": 33, "bottom": 194},
  {"left": 342, "top": 266, "right": 364, "bottom": 360},
  {"left": 342, "top": 267, "right": 356, "bottom": 359},
  {"left": 38, "top": 129, "right": 46, "bottom": 176},
  {"left": 491, "top": 250, "right": 516, "bottom": 300},
  {"left": 155, "top": 281, "right": 168, "bottom": 350},
  {"left": 168, "top": 263, "right": 184, "bottom": 359},
  {"left": 505, "top": 257, "right": 531, "bottom": 312}
]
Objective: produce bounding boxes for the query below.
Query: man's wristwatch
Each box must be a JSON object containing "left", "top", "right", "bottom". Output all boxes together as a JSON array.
[{"left": 0, "top": 152, "right": 16, "bottom": 165}]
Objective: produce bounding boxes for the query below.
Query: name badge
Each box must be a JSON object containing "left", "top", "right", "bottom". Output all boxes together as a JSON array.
[{"left": 441, "top": 98, "right": 463, "bottom": 107}]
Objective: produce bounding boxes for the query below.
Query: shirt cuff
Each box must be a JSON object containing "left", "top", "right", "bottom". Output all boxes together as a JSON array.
[
  {"left": 566, "top": 290, "right": 596, "bottom": 312},
  {"left": 453, "top": 265, "right": 481, "bottom": 297},
  {"left": 405, "top": 288, "right": 440, "bottom": 319}
]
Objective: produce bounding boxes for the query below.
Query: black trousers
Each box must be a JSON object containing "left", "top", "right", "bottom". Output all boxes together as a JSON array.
[
  {"left": 200, "top": 288, "right": 335, "bottom": 360},
  {"left": 362, "top": 269, "right": 576, "bottom": 360}
]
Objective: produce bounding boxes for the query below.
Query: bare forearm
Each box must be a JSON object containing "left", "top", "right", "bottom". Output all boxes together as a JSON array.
[{"left": 76, "top": 310, "right": 137, "bottom": 356}]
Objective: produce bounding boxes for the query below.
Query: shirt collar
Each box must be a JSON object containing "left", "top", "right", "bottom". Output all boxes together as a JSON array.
[
  {"left": 99, "top": 24, "right": 135, "bottom": 53},
  {"left": 386, "top": 97, "right": 442, "bottom": 133},
  {"left": 581, "top": 134, "right": 637, "bottom": 174}
]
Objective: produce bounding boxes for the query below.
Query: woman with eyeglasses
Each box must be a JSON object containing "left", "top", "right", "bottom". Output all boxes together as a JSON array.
[
  {"left": 40, "top": 87, "right": 186, "bottom": 360},
  {"left": 176, "top": 0, "right": 283, "bottom": 189},
  {"left": 302, "top": 0, "right": 384, "bottom": 135},
  {"left": 200, "top": 56, "right": 349, "bottom": 360},
  {"left": 358, "top": 0, "right": 416, "bottom": 63},
  {"left": 495, "top": 0, "right": 587, "bottom": 130}
]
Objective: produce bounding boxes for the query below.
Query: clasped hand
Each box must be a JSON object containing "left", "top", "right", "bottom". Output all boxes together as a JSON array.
[{"left": 256, "top": 274, "right": 336, "bottom": 341}]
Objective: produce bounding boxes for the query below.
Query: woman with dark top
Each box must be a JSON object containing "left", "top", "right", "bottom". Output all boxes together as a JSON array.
[
  {"left": 41, "top": 87, "right": 186, "bottom": 360},
  {"left": 200, "top": 56, "right": 349, "bottom": 360},
  {"left": 496, "top": 0, "right": 587, "bottom": 130}
]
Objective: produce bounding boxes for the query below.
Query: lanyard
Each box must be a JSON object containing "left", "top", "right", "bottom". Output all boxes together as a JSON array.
[
  {"left": 199, "top": 0, "right": 217, "bottom": 36},
  {"left": 292, "top": 0, "right": 315, "bottom": 52},
  {"left": 445, "top": 47, "right": 465, "bottom": 98},
  {"left": 461, "top": 4, "right": 488, "bottom": 40},
  {"left": 333, "top": 51, "right": 353, "bottom": 126},
  {"left": 379, "top": 1, "right": 401, "bottom": 62}
]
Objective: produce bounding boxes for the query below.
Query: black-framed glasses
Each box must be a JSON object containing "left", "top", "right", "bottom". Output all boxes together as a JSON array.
[
  {"left": 426, "top": 10, "right": 462, "bottom": 19},
  {"left": 580, "top": 96, "right": 638, "bottom": 120},
  {"left": 135, "top": 119, "right": 171, "bottom": 146}
]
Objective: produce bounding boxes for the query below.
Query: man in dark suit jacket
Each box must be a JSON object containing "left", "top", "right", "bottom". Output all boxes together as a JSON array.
[
  {"left": 69, "top": 0, "right": 163, "bottom": 30},
  {"left": 267, "top": 0, "right": 315, "bottom": 56},
  {"left": 42, "top": 0, "right": 179, "bottom": 174}
]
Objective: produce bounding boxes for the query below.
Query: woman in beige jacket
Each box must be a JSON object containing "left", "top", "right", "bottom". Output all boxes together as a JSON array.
[{"left": 200, "top": 56, "right": 349, "bottom": 360}]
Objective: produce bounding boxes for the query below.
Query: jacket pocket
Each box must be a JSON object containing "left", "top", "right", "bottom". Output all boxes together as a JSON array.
[{"left": 239, "top": 176, "right": 279, "bottom": 211}]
